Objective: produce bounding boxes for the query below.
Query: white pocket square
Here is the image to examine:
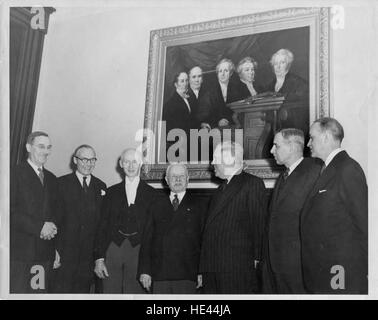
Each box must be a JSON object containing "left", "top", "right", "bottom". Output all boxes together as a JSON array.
[
  {"left": 319, "top": 189, "right": 327, "bottom": 193},
  {"left": 101, "top": 189, "right": 106, "bottom": 196}
]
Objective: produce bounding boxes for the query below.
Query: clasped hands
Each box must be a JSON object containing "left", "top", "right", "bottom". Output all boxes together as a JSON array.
[{"left": 40, "top": 221, "right": 57, "bottom": 240}]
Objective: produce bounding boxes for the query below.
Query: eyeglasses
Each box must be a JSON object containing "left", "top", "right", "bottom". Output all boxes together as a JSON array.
[{"left": 75, "top": 156, "right": 97, "bottom": 164}]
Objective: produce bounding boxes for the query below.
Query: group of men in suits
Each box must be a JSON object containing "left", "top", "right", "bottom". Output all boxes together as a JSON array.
[
  {"left": 10, "top": 116, "right": 367, "bottom": 294},
  {"left": 264, "top": 118, "right": 367, "bottom": 294}
]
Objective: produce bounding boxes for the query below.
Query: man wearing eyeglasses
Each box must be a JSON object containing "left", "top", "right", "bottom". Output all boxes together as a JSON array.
[
  {"left": 94, "top": 148, "right": 158, "bottom": 293},
  {"left": 52, "top": 144, "right": 106, "bottom": 293},
  {"left": 138, "top": 163, "right": 205, "bottom": 294},
  {"left": 10, "top": 131, "right": 58, "bottom": 293}
]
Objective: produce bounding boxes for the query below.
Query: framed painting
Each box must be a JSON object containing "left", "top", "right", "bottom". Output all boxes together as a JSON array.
[{"left": 141, "top": 7, "right": 330, "bottom": 182}]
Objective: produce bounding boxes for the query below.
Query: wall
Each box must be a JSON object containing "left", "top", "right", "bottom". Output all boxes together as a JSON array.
[{"left": 33, "top": 1, "right": 376, "bottom": 187}]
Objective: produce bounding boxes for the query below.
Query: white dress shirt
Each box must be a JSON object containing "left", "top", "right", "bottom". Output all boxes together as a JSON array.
[
  {"left": 125, "top": 176, "right": 140, "bottom": 206},
  {"left": 241, "top": 79, "right": 257, "bottom": 96},
  {"left": 324, "top": 148, "right": 343, "bottom": 167},
  {"left": 75, "top": 171, "right": 91, "bottom": 187},
  {"left": 27, "top": 158, "right": 43, "bottom": 177},
  {"left": 219, "top": 82, "right": 228, "bottom": 102},
  {"left": 169, "top": 191, "right": 186, "bottom": 204},
  {"left": 287, "top": 157, "right": 304, "bottom": 176},
  {"left": 191, "top": 88, "right": 200, "bottom": 99},
  {"left": 275, "top": 75, "right": 286, "bottom": 92}
]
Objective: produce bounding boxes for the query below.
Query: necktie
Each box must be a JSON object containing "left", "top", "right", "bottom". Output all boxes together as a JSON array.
[
  {"left": 283, "top": 168, "right": 290, "bottom": 181},
  {"left": 219, "top": 180, "right": 227, "bottom": 191},
  {"left": 37, "top": 168, "right": 44, "bottom": 185},
  {"left": 83, "top": 176, "right": 88, "bottom": 193},
  {"left": 172, "top": 194, "right": 179, "bottom": 211}
]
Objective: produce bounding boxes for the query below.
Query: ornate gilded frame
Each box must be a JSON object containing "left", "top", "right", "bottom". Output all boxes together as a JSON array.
[{"left": 141, "top": 7, "right": 330, "bottom": 182}]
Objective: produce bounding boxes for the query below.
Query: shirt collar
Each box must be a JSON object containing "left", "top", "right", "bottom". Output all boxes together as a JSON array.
[
  {"left": 170, "top": 190, "right": 186, "bottom": 203},
  {"left": 27, "top": 158, "right": 42, "bottom": 176},
  {"left": 287, "top": 157, "right": 304, "bottom": 176},
  {"left": 225, "top": 167, "right": 243, "bottom": 183},
  {"left": 125, "top": 176, "right": 140, "bottom": 186},
  {"left": 75, "top": 171, "right": 91, "bottom": 185},
  {"left": 324, "top": 148, "right": 343, "bottom": 167}
]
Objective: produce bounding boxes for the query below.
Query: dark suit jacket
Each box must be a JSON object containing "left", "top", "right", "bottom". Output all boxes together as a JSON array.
[
  {"left": 138, "top": 192, "right": 205, "bottom": 281},
  {"left": 94, "top": 179, "right": 158, "bottom": 260},
  {"left": 187, "top": 87, "right": 204, "bottom": 128},
  {"left": 199, "top": 171, "right": 267, "bottom": 277},
  {"left": 234, "top": 79, "right": 264, "bottom": 101},
  {"left": 197, "top": 81, "right": 237, "bottom": 128},
  {"left": 10, "top": 161, "right": 58, "bottom": 262},
  {"left": 163, "top": 91, "right": 197, "bottom": 135},
  {"left": 54, "top": 173, "right": 106, "bottom": 289},
  {"left": 266, "top": 72, "right": 308, "bottom": 102},
  {"left": 262, "top": 158, "right": 321, "bottom": 293},
  {"left": 301, "top": 151, "right": 368, "bottom": 294}
]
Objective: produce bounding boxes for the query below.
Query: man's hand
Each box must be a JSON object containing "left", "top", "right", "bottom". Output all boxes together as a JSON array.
[
  {"left": 139, "top": 274, "right": 152, "bottom": 292},
  {"left": 218, "top": 118, "right": 229, "bottom": 127},
  {"left": 94, "top": 259, "right": 109, "bottom": 279},
  {"left": 196, "top": 274, "right": 203, "bottom": 289},
  {"left": 40, "top": 222, "right": 57, "bottom": 240},
  {"left": 53, "top": 250, "right": 61, "bottom": 269}
]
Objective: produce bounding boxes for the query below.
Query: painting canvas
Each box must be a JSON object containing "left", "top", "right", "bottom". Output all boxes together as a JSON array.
[{"left": 142, "top": 7, "right": 330, "bottom": 181}]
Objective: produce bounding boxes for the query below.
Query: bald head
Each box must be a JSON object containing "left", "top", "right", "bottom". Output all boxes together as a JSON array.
[{"left": 119, "top": 148, "right": 143, "bottom": 179}]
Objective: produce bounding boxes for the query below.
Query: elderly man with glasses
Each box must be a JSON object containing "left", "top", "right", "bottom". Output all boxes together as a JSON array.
[{"left": 52, "top": 144, "right": 107, "bottom": 293}]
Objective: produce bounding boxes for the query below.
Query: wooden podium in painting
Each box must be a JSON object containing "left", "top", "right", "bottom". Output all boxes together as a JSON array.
[{"left": 227, "top": 95, "right": 285, "bottom": 159}]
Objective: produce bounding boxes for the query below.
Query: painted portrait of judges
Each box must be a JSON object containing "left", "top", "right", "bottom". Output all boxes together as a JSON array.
[{"left": 160, "top": 26, "right": 310, "bottom": 162}]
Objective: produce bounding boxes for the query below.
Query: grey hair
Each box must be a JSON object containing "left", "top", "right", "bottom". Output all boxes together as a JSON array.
[
  {"left": 120, "top": 148, "right": 144, "bottom": 163},
  {"left": 165, "top": 162, "right": 188, "bottom": 177},
  {"left": 236, "top": 57, "right": 258, "bottom": 75},
  {"left": 216, "top": 58, "right": 235, "bottom": 76},
  {"left": 279, "top": 128, "right": 305, "bottom": 151},
  {"left": 270, "top": 49, "right": 294, "bottom": 69},
  {"left": 74, "top": 144, "right": 95, "bottom": 157},
  {"left": 314, "top": 117, "right": 344, "bottom": 142},
  {"left": 215, "top": 141, "right": 244, "bottom": 163},
  {"left": 26, "top": 131, "right": 49, "bottom": 145}
]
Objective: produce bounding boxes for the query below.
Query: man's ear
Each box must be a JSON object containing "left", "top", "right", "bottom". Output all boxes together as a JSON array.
[
  {"left": 73, "top": 156, "right": 78, "bottom": 165},
  {"left": 26, "top": 143, "right": 31, "bottom": 153},
  {"left": 165, "top": 176, "right": 169, "bottom": 185},
  {"left": 119, "top": 159, "right": 123, "bottom": 168},
  {"left": 323, "top": 131, "right": 331, "bottom": 143}
]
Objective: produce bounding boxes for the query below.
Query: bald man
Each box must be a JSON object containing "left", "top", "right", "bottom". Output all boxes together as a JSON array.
[
  {"left": 94, "top": 148, "right": 158, "bottom": 293},
  {"left": 138, "top": 163, "right": 205, "bottom": 294}
]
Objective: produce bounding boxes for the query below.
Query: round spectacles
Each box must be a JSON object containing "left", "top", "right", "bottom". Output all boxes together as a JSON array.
[{"left": 75, "top": 156, "right": 97, "bottom": 164}]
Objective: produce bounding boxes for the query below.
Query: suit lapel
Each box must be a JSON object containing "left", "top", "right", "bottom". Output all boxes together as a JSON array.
[
  {"left": 270, "top": 172, "right": 285, "bottom": 211},
  {"left": 206, "top": 172, "right": 244, "bottom": 226},
  {"left": 302, "top": 152, "right": 348, "bottom": 219},
  {"left": 275, "top": 160, "right": 307, "bottom": 206}
]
